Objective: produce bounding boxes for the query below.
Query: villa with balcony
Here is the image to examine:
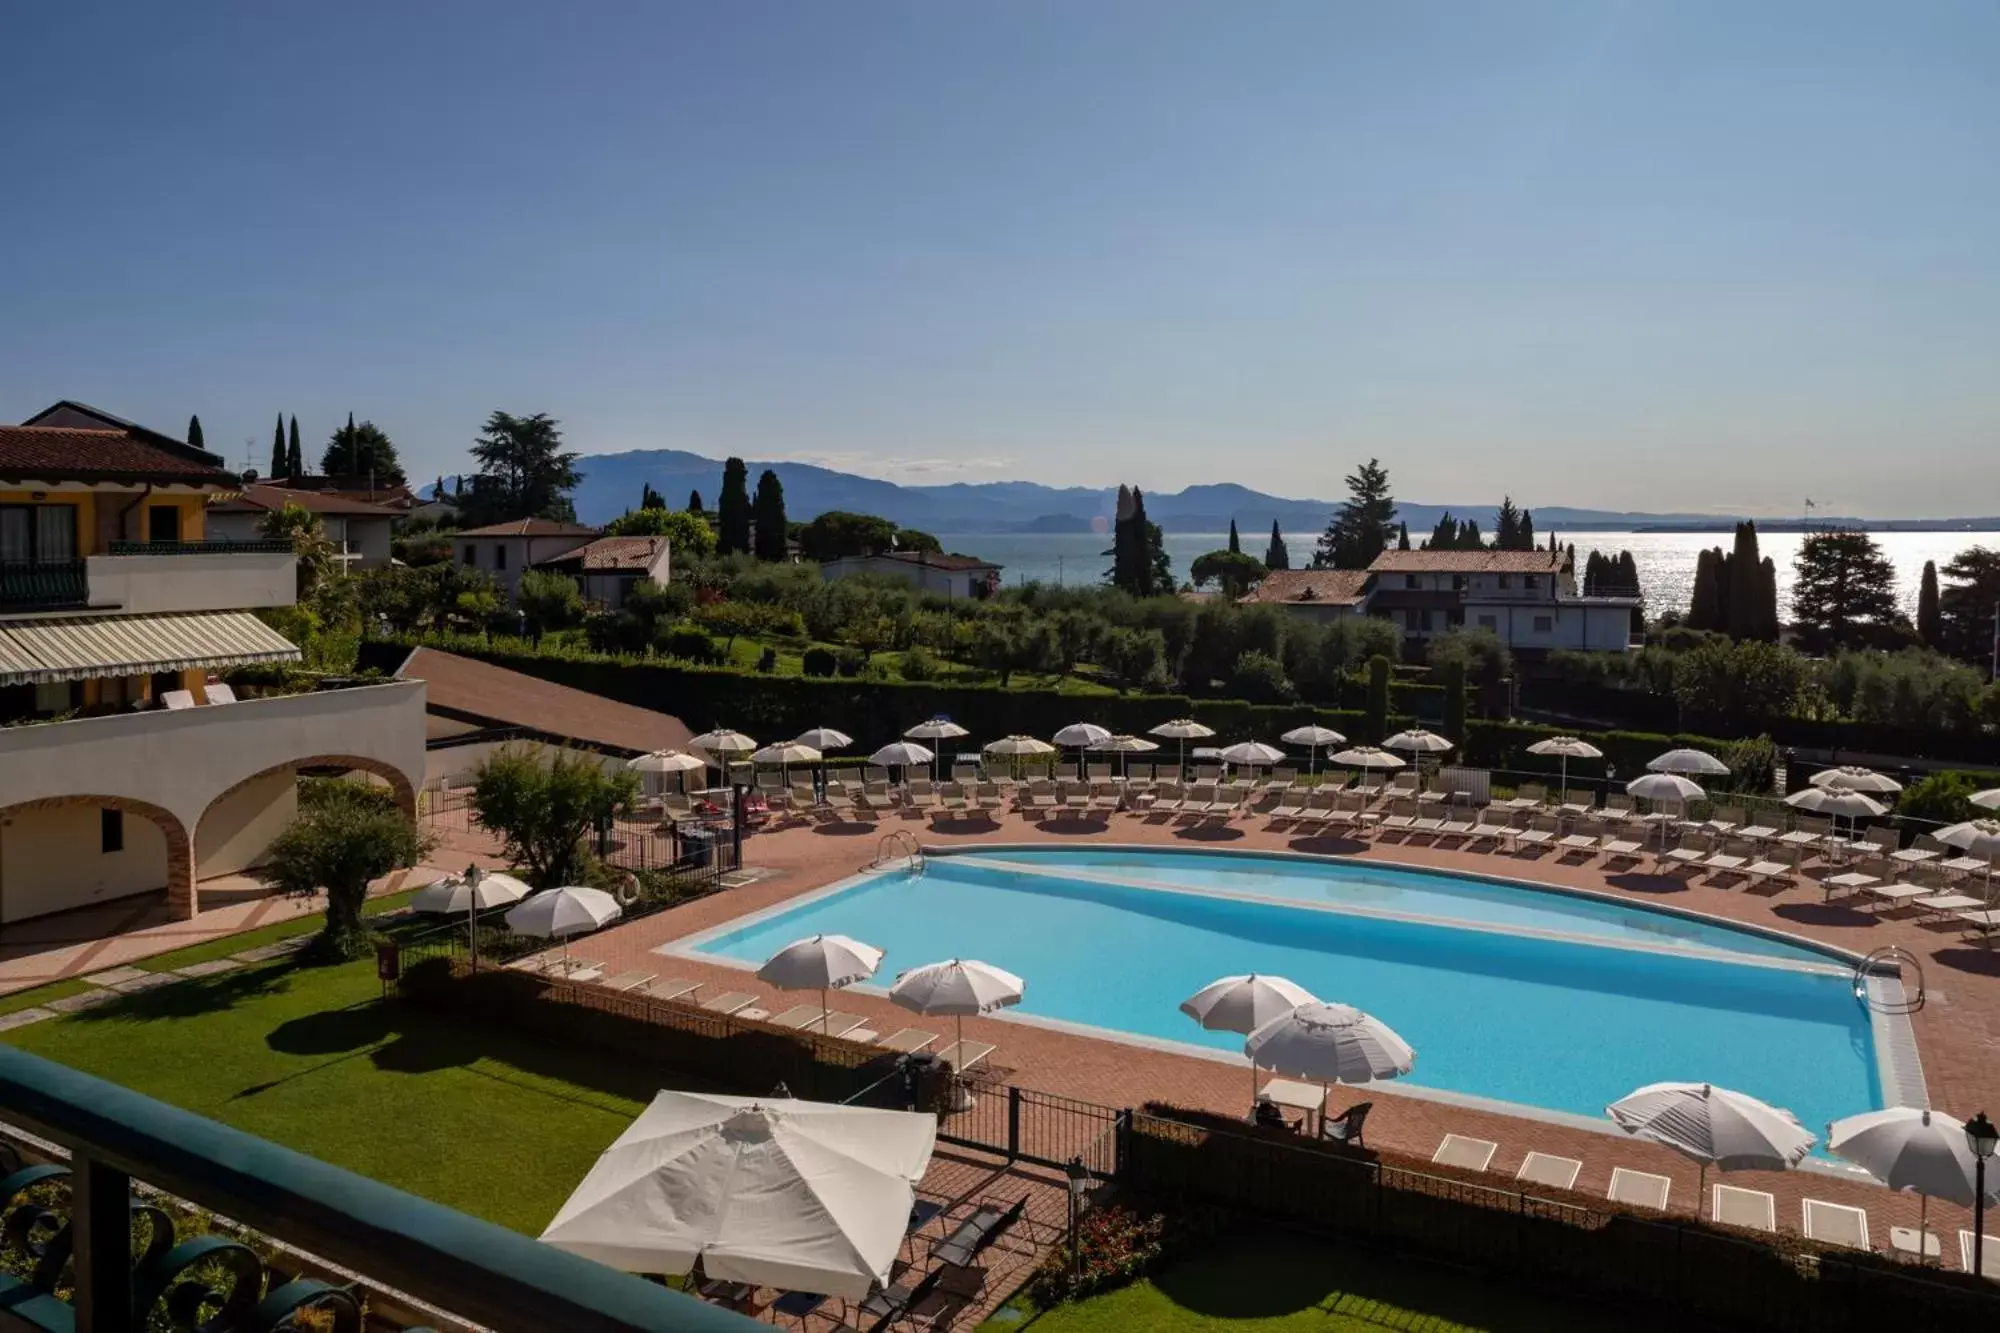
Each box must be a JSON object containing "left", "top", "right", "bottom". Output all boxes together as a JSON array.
[{"left": 0, "top": 403, "right": 424, "bottom": 925}]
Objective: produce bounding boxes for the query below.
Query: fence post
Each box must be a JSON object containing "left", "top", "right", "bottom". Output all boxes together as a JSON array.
[
  {"left": 1007, "top": 1086, "right": 1022, "bottom": 1163},
  {"left": 1114, "top": 1109, "right": 1131, "bottom": 1179}
]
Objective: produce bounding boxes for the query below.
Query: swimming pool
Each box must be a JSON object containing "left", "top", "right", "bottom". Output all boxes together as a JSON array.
[{"left": 681, "top": 847, "right": 1890, "bottom": 1139}]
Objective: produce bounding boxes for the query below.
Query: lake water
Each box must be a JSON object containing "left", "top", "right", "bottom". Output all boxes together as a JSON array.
[{"left": 939, "top": 529, "right": 1998, "bottom": 619}]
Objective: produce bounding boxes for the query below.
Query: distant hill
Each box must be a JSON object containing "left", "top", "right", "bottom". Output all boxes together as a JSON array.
[{"left": 568, "top": 448, "right": 1989, "bottom": 535}]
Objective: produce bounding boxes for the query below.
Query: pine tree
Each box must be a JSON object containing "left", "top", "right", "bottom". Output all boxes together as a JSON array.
[
  {"left": 322, "top": 415, "right": 406, "bottom": 485},
  {"left": 1264, "top": 521, "right": 1289, "bottom": 571},
  {"left": 688, "top": 490, "right": 704, "bottom": 513},
  {"left": 1494, "top": 497, "right": 1521, "bottom": 549},
  {"left": 1313, "top": 458, "right": 1397, "bottom": 569},
  {"left": 1426, "top": 513, "right": 1456, "bottom": 550},
  {"left": 270, "top": 414, "right": 287, "bottom": 478},
  {"left": 1227, "top": 519, "right": 1240, "bottom": 554},
  {"left": 1791, "top": 530, "right": 1900, "bottom": 654},
  {"left": 1460, "top": 519, "right": 1483, "bottom": 548},
  {"left": 1917, "top": 560, "right": 1942, "bottom": 646},
  {"left": 286, "top": 416, "right": 302, "bottom": 478},
  {"left": 187, "top": 414, "right": 205, "bottom": 451},
  {"left": 716, "top": 458, "right": 752, "bottom": 554},
  {"left": 752, "top": 469, "right": 789, "bottom": 560}
]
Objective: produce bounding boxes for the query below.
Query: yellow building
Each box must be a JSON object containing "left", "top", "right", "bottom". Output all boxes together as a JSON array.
[{"left": 0, "top": 402, "right": 425, "bottom": 924}]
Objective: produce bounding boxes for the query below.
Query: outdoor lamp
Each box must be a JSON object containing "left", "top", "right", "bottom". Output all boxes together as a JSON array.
[
  {"left": 1970, "top": 1111, "right": 1997, "bottom": 1282},
  {"left": 1969, "top": 1111, "right": 1999, "bottom": 1161}
]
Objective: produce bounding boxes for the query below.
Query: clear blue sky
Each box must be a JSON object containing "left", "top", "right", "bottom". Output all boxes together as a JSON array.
[{"left": 4, "top": 2, "right": 1996, "bottom": 517}]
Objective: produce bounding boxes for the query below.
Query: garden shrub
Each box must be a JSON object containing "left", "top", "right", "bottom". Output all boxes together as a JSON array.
[
  {"left": 835, "top": 647, "right": 867, "bottom": 677},
  {"left": 899, "top": 646, "right": 940, "bottom": 681},
  {"left": 801, "top": 646, "right": 837, "bottom": 677},
  {"left": 756, "top": 646, "right": 779, "bottom": 673},
  {"left": 1026, "top": 1205, "right": 1168, "bottom": 1306},
  {"left": 657, "top": 624, "right": 725, "bottom": 665}
]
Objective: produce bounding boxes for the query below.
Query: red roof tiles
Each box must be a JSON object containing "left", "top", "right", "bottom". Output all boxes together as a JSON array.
[{"left": 0, "top": 426, "right": 235, "bottom": 486}]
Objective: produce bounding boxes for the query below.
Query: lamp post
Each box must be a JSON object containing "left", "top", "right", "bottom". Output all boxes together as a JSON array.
[
  {"left": 1065, "top": 1155, "right": 1090, "bottom": 1280},
  {"left": 1970, "top": 1110, "right": 1998, "bottom": 1280}
]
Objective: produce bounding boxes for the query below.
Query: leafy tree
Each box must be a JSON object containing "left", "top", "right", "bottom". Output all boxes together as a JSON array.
[
  {"left": 1265, "top": 521, "right": 1289, "bottom": 571},
  {"left": 603, "top": 506, "right": 716, "bottom": 555},
  {"left": 687, "top": 489, "right": 704, "bottom": 514},
  {"left": 1428, "top": 627, "right": 1511, "bottom": 691},
  {"left": 187, "top": 414, "right": 204, "bottom": 451},
  {"left": 264, "top": 778, "right": 432, "bottom": 961},
  {"left": 1899, "top": 772, "right": 1979, "bottom": 827},
  {"left": 516, "top": 569, "right": 584, "bottom": 638},
  {"left": 269, "top": 414, "right": 287, "bottom": 477},
  {"left": 1441, "top": 660, "right": 1468, "bottom": 741},
  {"left": 1917, "top": 560, "right": 1942, "bottom": 647},
  {"left": 469, "top": 745, "right": 639, "bottom": 889},
  {"left": 1364, "top": 653, "right": 1392, "bottom": 739},
  {"left": 639, "top": 482, "right": 665, "bottom": 510},
  {"left": 717, "top": 457, "right": 752, "bottom": 554},
  {"left": 462, "top": 412, "right": 583, "bottom": 524},
  {"left": 321, "top": 414, "right": 406, "bottom": 485},
  {"left": 1189, "top": 549, "right": 1266, "bottom": 598},
  {"left": 287, "top": 415, "right": 302, "bottom": 477},
  {"left": 258, "top": 502, "right": 336, "bottom": 598},
  {"left": 797, "top": 510, "right": 898, "bottom": 561},
  {"left": 1672, "top": 638, "right": 1807, "bottom": 728},
  {"left": 693, "top": 600, "right": 774, "bottom": 657},
  {"left": 1937, "top": 546, "right": 2000, "bottom": 666},
  {"left": 1229, "top": 650, "right": 1296, "bottom": 703},
  {"left": 894, "top": 527, "right": 942, "bottom": 553},
  {"left": 752, "top": 469, "right": 789, "bottom": 560},
  {"left": 1314, "top": 459, "right": 1396, "bottom": 569},
  {"left": 1791, "top": 530, "right": 1902, "bottom": 654},
  {"left": 1227, "top": 519, "right": 1240, "bottom": 554}
]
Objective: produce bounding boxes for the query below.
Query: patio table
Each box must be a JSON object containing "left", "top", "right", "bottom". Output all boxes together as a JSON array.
[
  {"left": 1260, "top": 1077, "right": 1329, "bottom": 1133},
  {"left": 1822, "top": 872, "right": 1878, "bottom": 901},
  {"left": 1737, "top": 824, "right": 1779, "bottom": 841}
]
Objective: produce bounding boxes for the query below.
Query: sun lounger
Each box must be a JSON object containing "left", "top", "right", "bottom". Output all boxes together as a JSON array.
[
  {"left": 1607, "top": 1168, "right": 1671, "bottom": 1211},
  {"left": 1712, "top": 1185, "right": 1777, "bottom": 1232},
  {"left": 775, "top": 1009, "right": 867, "bottom": 1036},
  {"left": 1802, "top": 1199, "right": 1870, "bottom": 1251},
  {"left": 599, "top": 970, "right": 657, "bottom": 992},
  {"left": 876, "top": 1028, "right": 937, "bottom": 1054},
  {"left": 1959, "top": 1229, "right": 2000, "bottom": 1277},
  {"left": 1958, "top": 909, "right": 2000, "bottom": 945},
  {"left": 1890, "top": 1226, "right": 1942, "bottom": 1260},
  {"left": 644, "top": 979, "right": 700, "bottom": 1002},
  {"left": 1409, "top": 811, "right": 1447, "bottom": 836},
  {"left": 1916, "top": 892, "right": 1986, "bottom": 918},
  {"left": 1737, "top": 823, "right": 1780, "bottom": 842},
  {"left": 1821, "top": 871, "right": 1878, "bottom": 900},
  {"left": 1602, "top": 834, "right": 1648, "bottom": 858},
  {"left": 1701, "top": 851, "right": 1749, "bottom": 874},
  {"left": 859, "top": 1269, "right": 943, "bottom": 1329},
  {"left": 975, "top": 782, "right": 1004, "bottom": 812},
  {"left": 1557, "top": 831, "right": 1600, "bottom": 855},
  {"left": 936, "top": 1039, "right": 996, "bottom": 1072},
  {"left": 1859, "top": 881, "right": 1932, "bottom": 910},
  {"left": 1271, "top": 793, "right": 1310, "bottom": 821},
  {"left": 1514, "top": 825, "right": 1555, "bottom": 849},
  {"left": 1942, "top": 855, "right": 1992, "bottom": 877},
  {"left": 1516, "top": 1152, "right": 1581, "bottom": 1190},
  {"left": 701, "top": 991, "right": 757, "bottom": 1015},
  {"left": 1743, "top": 855, "right": 1794, "bottom": 887},
  {"left": 930, "top": 1197, "right": 1028, "bottom": 1269},
  {"left": 1432, "top": 1134, "right": 1498, "bottom": 1172}
]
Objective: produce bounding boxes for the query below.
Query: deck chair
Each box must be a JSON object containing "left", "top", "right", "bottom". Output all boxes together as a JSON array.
[
  {"left": 1665, "top": 831, "right": 1714, "bottom": 868},
  {"left": 974, "top": 781, "right": 1005, "bottom": 813},
  {"left": 1802, "top": 1199, "right": 1870, "bottom": 1251},
  {"left": 875, "top": 1028, "right": 937, "bottom": 1053},
  {"left": 645, "top": 978, "right": 701, "bottom": 1002},
  {"left": 1959, "top": 1230, "right": 2000, "bottom": 1278},
  {"left": 936, "top": 1039, "right": 996, "bottom": 1072},
  {"left": 700, "top": 991, "right": 757, "bottom": 1015},
  {"left": 1516, "top": 1153, "right": 1582, "bottom": 1190},
  {"left": 1513, "top": 815, "right": 1558, "bottom": 849},
  {"left": 1432, "top": 1134, "right": 1498, "bottom": 1171},
  {"left": 1319, "top": 1101, "right": 1371, "bottom": 1147},
  {"left": 202, "top": 682, "right": 239, "bottom": 705},
  {"left": 599, "top": 970, "right": 657, "bottom": 993},
  {"left": 1712, "top": 1185, "right": 1777, "bottom": 1232},
  {"left": 1607, "top": 1168, "right": 1671, "bottom": 1210}
]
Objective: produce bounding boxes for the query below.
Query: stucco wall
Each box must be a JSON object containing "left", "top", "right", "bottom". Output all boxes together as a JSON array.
[
  {"left": 85, "top": 549, "right": 296, "bottom": 613},
  {"left": 194, "top": 769, "right": 297, "bottom": 876},
  {"left": 0, "top": 803, "right": 168, "bottom": 922}
]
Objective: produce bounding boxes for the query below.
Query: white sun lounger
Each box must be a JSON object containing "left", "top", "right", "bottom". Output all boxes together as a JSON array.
[
  {"left": 1602, "top": 835, "right": 1648, "bottom": 858},
  {"left": 1890, "top": 1226, "right": 1942, "bottom": 1260},
  {"left": 701, "top": 991, "right": 757, "bottom": 1015},
  {"left": 775, "top": 1009, "right": 867, "bottom": 1036},
  {"left": 646, "top": 979, "right": 701, "bottom": 1002},
  {"left": 1959, "top": 1229, "right": 2000, "bottom": 1277},
  {"left": 936, "top": 1039, "right": 996, "bottom": 1072},
  {"left": 876, "top": 1028, "right": 937, "bottom": 1054},
  {"left": 1515, "top": 1152, "right": 1582, "bottom": 1190},
  {"left": 599, "top": 970, "right": 658, "bottom": 992},
  {"left": 1802, "top": 1199, "right": 1870, "bottom": 1251},
  {"left": 1860, "top": 881, "right": 1932, "bottom": 909},
  {"left": 1916, "top": 893, "right": 1986, "bottom": 918},
  {"left": 1608, "top": 1168, "right": 1672, "bottom": 1211},
  {"left": 1432, "top": 1134, "right": 1498, "bottom": 1172},
  {"left": 1514, "top": 827, "right": 1555, "bottom": 848},
  {"left": 1713, "top": 1185, "right": 1776, "bottom": 1232}
]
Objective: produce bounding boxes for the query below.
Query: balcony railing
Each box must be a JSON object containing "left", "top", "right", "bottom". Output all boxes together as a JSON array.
[
  {"left": 0, "top": 1046, "right": 755, "bottom": 1331},
  {"left": 106, "top": 539, "right": 294, "bottom": 556},
  {"left": 0, "top": 560, "right": 89, "bottom": 611}
]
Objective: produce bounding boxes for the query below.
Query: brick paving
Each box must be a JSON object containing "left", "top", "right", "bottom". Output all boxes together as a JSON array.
[{"left": 548, "top": 801, "right": 2000, "bottom": 1283}]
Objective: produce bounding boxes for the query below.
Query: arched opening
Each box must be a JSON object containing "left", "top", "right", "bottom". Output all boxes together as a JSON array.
[
  {"left": 194, "top": 755, "right": 420, "bottom": 889},
  {"left": 0, "top": 795, "right": 194, "bottom": 925}
]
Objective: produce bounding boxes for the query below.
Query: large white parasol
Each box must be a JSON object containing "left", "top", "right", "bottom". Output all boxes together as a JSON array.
[
  {"left": 1182, "top": 974, "right": 1317, "bottom": 1103},
  {"left": 1608, "top": 1082, "right": 1815, "bottom": 1202},
  {"left": 756, "top": 934, "right": 885, "bottom": 1034}
]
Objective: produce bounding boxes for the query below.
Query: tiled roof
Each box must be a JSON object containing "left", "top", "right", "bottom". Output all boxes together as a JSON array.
[
  {"left": 453, "top": 517, "right": 600, "bottom": 538},
  {"left": 1239, "top": 569, "right": 1370, "bottom": 605},
  {"left": 830, "top": 550, "right": 1000, "bottom": 572},
  {"left": 210, "top": 484, "right": 402, "bottom": 516},
  {"left": 1367, "top": 548, "right": 1565, "bottom": 574},
  {"left": 398, "top": 647, "right": 692, "bottom": 755},
  {"left": 535, "top": 536, "right": 664, "bottom": 572},
  {"left": 0, "top": 426, "right": 236, "bottom": 486}
]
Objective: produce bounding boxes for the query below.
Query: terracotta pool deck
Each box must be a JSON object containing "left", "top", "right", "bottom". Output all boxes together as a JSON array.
[{"left": 568, "top": 805, "right": 2000, "bottom": 1270}]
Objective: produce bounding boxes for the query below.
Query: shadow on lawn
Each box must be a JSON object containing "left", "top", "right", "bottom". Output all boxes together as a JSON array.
[{"left": 68, "top": 963, "right": 292, "bottom": 1025}]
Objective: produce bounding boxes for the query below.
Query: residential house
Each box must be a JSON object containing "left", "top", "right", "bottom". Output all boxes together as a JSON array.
[
  {"left": 531, "top": 535, "right": 670, "bottom": 610},
  {"left": 0, "top": 406, "right": 424, "bottom": 924},
  {"left": 260, "top": 473, "right": 422, "bottom": 515},
  {"left": 451, "top": 518, "right": 598, "bottom": 601},
  {"left": 207, "top": 484, "right": 400, "bottom": 569},
  {"left": 820, "top": 550, "right": 1001, "bottom": 599},
  {"left": 1236, "top": 569, "right": 1369, "bottom": 624}
]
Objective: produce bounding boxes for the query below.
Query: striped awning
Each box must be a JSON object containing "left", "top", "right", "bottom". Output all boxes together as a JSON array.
[{"left": 0, "top": 611, "right": 301, "bottom": 685}]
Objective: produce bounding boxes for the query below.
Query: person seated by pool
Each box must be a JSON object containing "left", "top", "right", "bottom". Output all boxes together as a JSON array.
[{"left": 1253, "top": 1097, "right": 1292, "bottom": 1131}]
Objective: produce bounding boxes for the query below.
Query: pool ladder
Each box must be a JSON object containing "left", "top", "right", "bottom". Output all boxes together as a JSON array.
[
  {"left": 868, "top": 831, "right": 925, "bottom": 879},
  {"left": 1853, "top": 945, "right": 1925, "bottom": 1014}
]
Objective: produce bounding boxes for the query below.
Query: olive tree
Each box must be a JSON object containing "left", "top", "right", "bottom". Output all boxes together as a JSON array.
[
  {"left": 264, "top": 778, "right": 433, "bottom": 962},
  {"left": 469, "top": 745, "right": 639, "bottom": 889}
]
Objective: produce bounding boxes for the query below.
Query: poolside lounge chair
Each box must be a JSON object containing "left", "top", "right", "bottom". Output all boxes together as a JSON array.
[
  {"left": 1891, "top": 1225, "right": 1942, "bottom": 1261},
  {"left": 1558, "top": 820, "right": 1604, "bottom": 858},
  {"left": 1023, "top": 781, "right": 1058, "bottom": 816},
  {"left": 646, "top": 979, "right": 701, "bottom": 1002},
  {"left": 1607, "top": 1168, "right": 1671, "bottom": 1211},
  {"left": 1743, "top": 847, "right": 1797, "bottom": 889},
  {"left": 1860, "top": 880, "right": 1933, "bottom": 911},
  {"left": 1713, "top": 1185, "right": 1777, "bottom": 1232},
  {"left": 1958, "top": 909, "right": 2000, "bottom": 946},
  {"left": 1516, "top": 1153, "right": 1582, "bottom": 1190},
  {"left": 930, "top": 1197, "right": 1028, "bottom": 1269},
  {"left": 1665, "top": 832, "right": 1714, "bottom": 869},
  {"left": 859, "top": 1268, "right": 943, "bottom": 1331},
  {"left": 1802, "top": 1199, "right": 1870, "bottom": 1251},
  {"left": 1513, "top": 816, "right": 1557, "bottom": 850},
  {"left": 876, "top": 1028, "right": 937, "bottom": 1054},
  {"left": 1915, "top": 891, "right": 1986, "bottom": 920},
  {"left": 701, "top": 991, "right": 758, "bottom": 1015},
  {"left": 599, "top": 970, "right": 657, "bottom": 993},
  {"left": 1318, "top": 1101, "right": 1371, "bottom": 1147},
  {"left": 1601, "top": 830, "right": 1648, "bottom": 859},
  {"left": 1088, "top": 782, "right": 1121, "bottom": 814},
  {"left": 1467, "top": 810, "right": 1515, "bottom": 851},
  {"left": 1150, "top": 781, "right": 1186, "bottom": 814},
  {"left": 1959, "top": 1229, "right": 2000, "bottom": 1278},
  {"left": 1271, "top": 789, "right": 1311, "bottom": 821},
  {"left": 1701, "top": 839, "right": 1752, "bottom": 877},
  {"left": 936, "top": 1039, "right": 996, "bottom": 1073},
  {"left": 974, "top": 782, "right": 1005, "bottom": 814},
  {"left": 1432, "top": 1134, "right": 1498, "bottom": 1172},
  {"left": 1378, "top": 799, "right": 1418, "bottom": 833}
]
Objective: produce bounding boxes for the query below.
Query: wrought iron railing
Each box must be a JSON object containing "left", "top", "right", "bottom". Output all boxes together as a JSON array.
[
  {"left": 104, "top": 539, "right": 294, "bottom": 556},
  {"left": 0, "top": 1047, "right": 757, "bottom": 1331},
  {"left": 0, "top": 561, "right": 88, "bottom": 610}
]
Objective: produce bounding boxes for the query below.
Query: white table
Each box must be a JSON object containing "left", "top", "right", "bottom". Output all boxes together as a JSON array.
[
  {"left": 1891, "top": 1226, "right": 1942, "bottom": 1260},
  {"left": 1260, "top": 1077, "right": 1328, "bottom": 1132}
]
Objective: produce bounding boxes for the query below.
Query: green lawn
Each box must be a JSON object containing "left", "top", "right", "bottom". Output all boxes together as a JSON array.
[{"left": 984, "top": 1233, "right": 1638, "bottom": 1332}]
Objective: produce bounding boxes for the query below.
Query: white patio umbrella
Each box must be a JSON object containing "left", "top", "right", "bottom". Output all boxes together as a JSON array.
[
  {"left": 1829, "top": 1107, "right": 2000, "bottom": 1245},
  {"left": 1181, "top": 974, "right": 1317, "bottom": 1104},
  {"left": 1098, "top": 733, "right": 1159, "bottom": 777},
  {"left": 1648, "top": 748, "right": 1730, "bottom": 777},
  {"left": 889, "top": 959, "right": 1025, "bottom": 1074},
  {"left": 411, "top": 866, "right": 532, "bottom": 967},
  {"left": 627, "top": 749, "right": 706, "bottom": 796},
  {"left": 1280, "top": 725, "right": 1345, "bottom": 775},
  {"left": 1527, "top": 736, "right": 1604, "bottom": 797},
  {"left": 1245, "top": 1002, "right": 1414, "bottom": 1130},
  {"left": 1938, "top": 820, "right": 2000, "bottom": 893},
  {"left": 1628, "top": 773, "right": 1706, "bottom": 849},
  {"left": 1785, "top": 785, "right": 1887, "bottom": 841},
  {"left": 868, "top": 741, "right": 934, "bottom": 786},
  {"left": 905, "top": 717, "right": 970, "bottom": 780},
  {"left": 1810, "top": 766, "right": 1904, "bottom": 795},
  {"left": 794, "top": 726, "right": 854, "bottom": 751},
  {"left": 689, "top": 729, "right": 757, "bottom": 784},
  {"left": 1053, "top": 722, "right": 1112, "bottom": 779},
  {"left": 1218, "top": 741, "right": 1287, "bottom": 777},
  {"left": 541, "top": 1090, "right": 937, "bottom": 1300},
  {"left": 505, "top": 885, "right": 622, "bottom": 969},
  {"left": 1608, "top": 1082, "right": 1815, "bottom": 1202},
  {"left": 756, "top": 934, "right": 885, "bottom": 1034},
  {"left": 1384, "top": 729, "right": 1455, "bottom": 792},
  {"left": 1331, "top": 746, "right": 1407, "bottom": 777},
  {"left": 751, "top": 741, "right": 821, "bottom": 785},
  {"left": 984, "top": 733, "right": 1056, "bottom": 779},
  {"left": 1972, "top": 789, "right": 2000, "bottom": 812},
  {"left": 1149, "top": 718, "right": 1216, "bottom": 778}
]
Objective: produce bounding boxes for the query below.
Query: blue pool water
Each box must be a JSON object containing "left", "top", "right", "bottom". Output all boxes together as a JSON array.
[{"left": 688, "top": 850, "right": 1882, "bottom": 1137}]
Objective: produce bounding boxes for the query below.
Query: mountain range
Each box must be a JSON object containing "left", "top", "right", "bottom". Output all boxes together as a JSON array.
[{"left": 568, "top": 448, "right": 1994, "bottom": 535}]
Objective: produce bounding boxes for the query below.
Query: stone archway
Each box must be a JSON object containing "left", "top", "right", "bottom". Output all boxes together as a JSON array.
[
  {"left": 200, "top": 753, "right": 420, "bottom": 832},
  {"left": 0, "top": 794, "right": 195, "bottom": 922}
]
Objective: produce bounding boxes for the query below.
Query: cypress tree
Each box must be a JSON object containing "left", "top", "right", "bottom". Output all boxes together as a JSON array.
[
  {"left": 286, "top": 415, "right": 302, "bottom": 478},
  {"left": 1397, "top": 522, "right": 1411, "bottom": 551},
  {"left": 751, "top": 469, "right": 789, "bottom": 560},
  {"left": 1917, "top": 560, "right": 1942, "bottom": 646},
  {"left": 271, "top": 414, "right": 287, "bottom": 478},
  {"left": 1365, "top": 654, "right": 1392, "bottom": 741},
  {"left": 187, "top": 414, "right": 205, "bottom": 451},
  {"left": 1518, "top": 509, "right": 1535, "bottom": 550},
  {"left": 1725, "top": 522, "right": 1766, "bottom": 639},
  {"left": 1442, "top": 660, "right": 1468, "bottom": 743},
  {"left": 1228, "top": 519, "right": 1240, "bottom": 554},
  {"left": 1688, "top": 549, "right": 1723, "bottom": 630},
  {"left": 716, "top": 458, "right": 752, "bottom": 554},
  {"left": 1265, "top": 521, "right": 1289, "bottom": 571},
  {"left": 687, "top": 489, "right": 704, "bottom": 514}
]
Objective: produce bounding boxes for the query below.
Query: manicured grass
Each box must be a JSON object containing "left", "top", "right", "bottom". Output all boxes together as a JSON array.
[
  {"left": 132, "top": 888, "right": 419, "bottom": 973},
  {"left": 984, "top": 1233, "right": 1636, "bottom": 1332},
  {"left": 0, "top": 978, "right": 93, "bottom": 1016}
]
